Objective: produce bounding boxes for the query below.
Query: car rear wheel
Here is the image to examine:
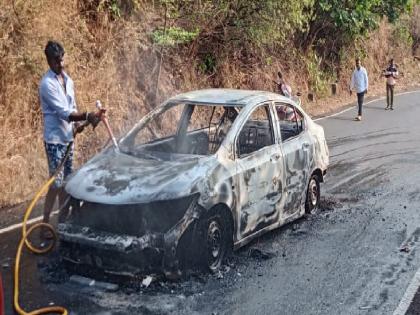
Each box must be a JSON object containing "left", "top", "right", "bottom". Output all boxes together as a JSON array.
[
  {"left": 196, "top": 210, "right": 231, "bottom": 272},
  {"left": 305, "top": 174, "right": 320, "bottom": 214}
]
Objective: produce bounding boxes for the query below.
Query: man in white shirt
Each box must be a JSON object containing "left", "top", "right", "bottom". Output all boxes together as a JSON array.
[
  {"left": 39, "top": 41, "right": 101, "bottom": 238},
  {"left": 349, "top": 58, "right": 369, "bottom": 121}
]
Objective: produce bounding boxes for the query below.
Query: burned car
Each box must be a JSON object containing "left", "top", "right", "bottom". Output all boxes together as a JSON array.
[{"left": 58, "top": 89, "right": 329, "bottom": 277}]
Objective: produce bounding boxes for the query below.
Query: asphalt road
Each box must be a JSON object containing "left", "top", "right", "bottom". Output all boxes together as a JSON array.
[{"left": 1, "top": 90, "right": 420, "bottom": 315}]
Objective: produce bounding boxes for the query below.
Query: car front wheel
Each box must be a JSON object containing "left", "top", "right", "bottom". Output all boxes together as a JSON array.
[
  {"left": 196, "top": 210, "right": 231, "bottom": 272},
  {"left": 305, "top": 174, "right": 320, "bottom": 213}
]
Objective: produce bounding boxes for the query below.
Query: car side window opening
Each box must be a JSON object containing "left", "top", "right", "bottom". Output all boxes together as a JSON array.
[
  {"left": 237, "top": 104, "right": 275, "bottom": 158},
  {"left": 275, "top": 103, "right": 305, "bottom": 142},
  {"left": 184, "top": 105, "right": 240, "bottom": 154}
]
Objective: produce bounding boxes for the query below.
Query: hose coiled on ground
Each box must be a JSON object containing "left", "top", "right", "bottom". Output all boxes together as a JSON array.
[{"left": 13, "top": 144, "right": 72, "bottom": 315}]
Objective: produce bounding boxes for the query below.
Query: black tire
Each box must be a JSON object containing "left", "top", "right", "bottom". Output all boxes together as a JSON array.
[
  {"left": 305, "top": 174, "right": 320, "bottom": 214},
  {"left": 195, "top": 210, "right": 232, "bottom": 272}
]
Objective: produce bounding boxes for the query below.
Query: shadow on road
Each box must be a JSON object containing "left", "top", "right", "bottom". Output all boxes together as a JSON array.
[
  {"left": 366, "top": 106, "right": 388, "bottom": 111},
  {"left": 328, "top": 116, "right": 355, "bottom": 121}
]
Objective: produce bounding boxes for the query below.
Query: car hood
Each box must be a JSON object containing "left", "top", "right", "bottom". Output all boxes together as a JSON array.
[{"left": 65, "top": 149, "right": 215, "bottom": 204}]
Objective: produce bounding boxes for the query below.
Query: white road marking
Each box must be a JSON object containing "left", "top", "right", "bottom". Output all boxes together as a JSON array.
[
  {"left": 313, "top": 90, "right": 420, "bottom": 121},
  {"left": 393, "top": 266, "right": 420, "bottom": 315},
  {"left": 0, "top": 210, "right": 58, "bottom": 235}
]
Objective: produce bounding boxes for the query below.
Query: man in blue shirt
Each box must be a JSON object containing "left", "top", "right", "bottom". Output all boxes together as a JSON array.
[
  {"left": 39, "top": 41, "right": 100, "bottom": 238},
  {"left": 349, "top": 58, "right": 369, "bottom": 121}
]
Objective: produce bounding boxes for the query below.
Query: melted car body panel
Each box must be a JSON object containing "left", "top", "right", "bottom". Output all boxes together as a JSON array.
[{"left": 66, "top": 150, "right": 216, "bottom": 204}]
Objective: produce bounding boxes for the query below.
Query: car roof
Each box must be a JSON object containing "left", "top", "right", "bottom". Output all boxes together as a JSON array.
[{"left": 167, "top": 88, "right": 291, "bottom": 107}]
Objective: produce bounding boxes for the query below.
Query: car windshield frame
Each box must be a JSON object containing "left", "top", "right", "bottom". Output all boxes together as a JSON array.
[{"left": 119, "top": 101, "right": 242, "bottom": 157}]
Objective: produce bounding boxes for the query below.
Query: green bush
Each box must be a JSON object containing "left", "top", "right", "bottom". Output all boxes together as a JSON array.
[
  {"left": 306, "top": 51, "right": 331, "bottom": 96},
  {"left": 155, "top": 0, "right": 313, "bottom": 48},
  {"left": 96, "top": 0, "right": 141, "bottom": 19},
  {"left": 152, "top": 26, "right": 199, "bottom": 46},
  {"left": 393, "top": 19, "right": 414, "bottom": 47},
  {"left": 151, "top": 0, "right": 417, "bottom": 91},
  {"left": 198, "top": 54, "right": 217, "bottom": 74},
  {"left": 303, "top": 0, "right": 416, "bottom": 51}
]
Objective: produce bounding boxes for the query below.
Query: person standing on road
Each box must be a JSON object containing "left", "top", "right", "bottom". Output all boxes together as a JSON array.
[
  {"left": 39, "top": 40, "right": 100, "bottom": 239},
  {"left": 383, "top": 58, "right": 398, "bottom": 110},
  {"left": 349, "top": 58, "right": 369, "bottom": 121}
]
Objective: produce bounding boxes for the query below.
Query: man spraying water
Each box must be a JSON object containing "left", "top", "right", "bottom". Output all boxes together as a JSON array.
[{"left": 39, "top": 40, "right": 102, "bottom": 239}]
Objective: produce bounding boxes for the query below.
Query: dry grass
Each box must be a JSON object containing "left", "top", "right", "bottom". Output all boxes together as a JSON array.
[
  {"left": 0, "top": 0, "right": 172, "bottom": 207},
  {"left": 0, "top": 1, "right": 419, "bottom": 208}
]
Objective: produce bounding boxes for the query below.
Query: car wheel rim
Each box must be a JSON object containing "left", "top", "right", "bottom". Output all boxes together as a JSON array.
[
  {"left": 309, "top": 179, "right": 318, "bottom": 207},
  {"left": 207, "top": 220, "right": 223, "bottom": 269}
]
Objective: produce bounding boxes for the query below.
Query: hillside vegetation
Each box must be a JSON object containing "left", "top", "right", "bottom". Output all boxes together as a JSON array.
[{"left": 0, "top": 0, "right": 419, "bottom": 207}]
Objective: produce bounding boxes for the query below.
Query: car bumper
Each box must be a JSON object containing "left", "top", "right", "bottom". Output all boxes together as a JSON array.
[
  {"left": 58, "top": 223, "right": 165, "bottom": 275},
  {"left": 57, "top": 198, "right": 202, "bottom": 277}
]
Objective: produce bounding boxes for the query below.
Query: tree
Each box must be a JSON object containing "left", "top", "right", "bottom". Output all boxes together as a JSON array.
[{"left": 302, "top": 0, "right": 416, "bottom": 53}]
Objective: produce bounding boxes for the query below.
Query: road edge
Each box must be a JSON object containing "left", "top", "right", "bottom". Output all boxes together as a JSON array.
[
  {"left": 0, "top": 211, "right": 58, "bottom": 235},
  {"left": 313, "top": 89, "right": 420, "bottom": 122},
  {"left": 393, "top": 267, "right": 420, "bottom": 315}
]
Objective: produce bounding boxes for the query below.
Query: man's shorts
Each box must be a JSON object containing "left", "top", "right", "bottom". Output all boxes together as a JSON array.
[{"left": 44, "top": 142, "right": 74, "bottom": 188}]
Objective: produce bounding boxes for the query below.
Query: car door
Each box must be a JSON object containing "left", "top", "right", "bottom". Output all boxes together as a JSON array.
[
  {"left": 274, "top": 102, "right": 311, "bottom": 217},
  {"left": 234, "top": 103, "right": 285, "bottom": 239}
]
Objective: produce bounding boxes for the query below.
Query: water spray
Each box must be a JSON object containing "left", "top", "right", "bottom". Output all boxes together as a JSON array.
[{"left": 96, "top": 100, "right": 120, "bottom": 152}]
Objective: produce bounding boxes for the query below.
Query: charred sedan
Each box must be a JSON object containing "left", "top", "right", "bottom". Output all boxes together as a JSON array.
[{"left": 58, "top": 89, "right": 329, "bottom": 276}]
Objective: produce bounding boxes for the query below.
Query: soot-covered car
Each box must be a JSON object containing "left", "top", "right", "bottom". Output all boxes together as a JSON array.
[{"left": 58, "top": 89, "right": 329, "bottom": 277}]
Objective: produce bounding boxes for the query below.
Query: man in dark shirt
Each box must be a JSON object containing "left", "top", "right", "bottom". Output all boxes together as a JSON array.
[
  {"left": 274, "top": 71, "right": 292, "bottom": 98},
  {"left": 383, "top": 58, "right": 398, "bottom": 110}
]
